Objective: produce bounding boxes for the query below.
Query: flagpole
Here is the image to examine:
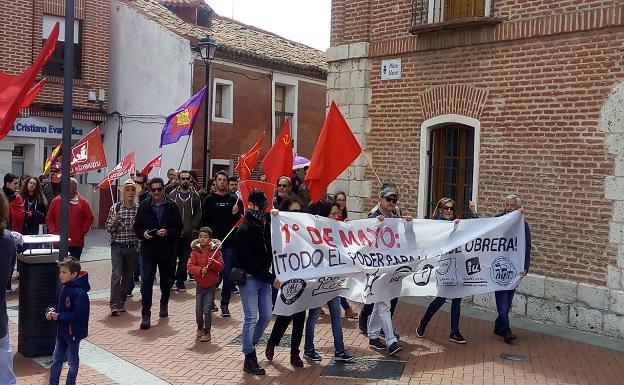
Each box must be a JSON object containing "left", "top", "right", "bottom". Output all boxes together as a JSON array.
[
  {"left": 361, "top": 149, "right": 383, "bottom": 186},
  {"left": 177, "top": 134, "right": 191, "bottom": 172}
]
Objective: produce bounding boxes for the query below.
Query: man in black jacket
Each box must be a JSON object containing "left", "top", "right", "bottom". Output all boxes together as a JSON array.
[
  {"left": 134, "top": 177, "right": 182, "bottom": 330},
  {"left": 235, "top": 189, "right": 278, "bottom": 375},
  {"left": 200, "top": 171, "right": 242, "bottom": 317}
]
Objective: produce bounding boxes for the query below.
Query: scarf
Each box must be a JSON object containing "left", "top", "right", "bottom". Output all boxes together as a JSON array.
[{"left": 247, "top": 209, "right": 265, "bottom": 224}]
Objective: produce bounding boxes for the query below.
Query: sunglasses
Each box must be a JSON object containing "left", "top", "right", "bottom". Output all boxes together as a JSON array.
[
  {"left": 385, "top": 197, "right": 398, "bottom": 203},
  {"left": 278, "top": 184, "right": 290, "bottom": 188},
  {"left": 442, "top": 205, "right": 455, "bottom": 211},
  {"left": 151, "top": 187, "right": 164, "bottom": 192},
  {"left": 179, "top": 177, "right": 191, "bottom": 181}
]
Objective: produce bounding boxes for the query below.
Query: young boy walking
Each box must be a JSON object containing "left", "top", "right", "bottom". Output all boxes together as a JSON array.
[
  {"left": 46, "top": 257, "right": 90, "bottom": 385},
  {"left": 187, "top": 227, "right": 223, "bottom": 342}
]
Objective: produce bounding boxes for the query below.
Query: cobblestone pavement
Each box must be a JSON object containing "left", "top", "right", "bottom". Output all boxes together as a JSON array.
[{"left": 9, "top": 231, "right": 624, "bottom": 384}]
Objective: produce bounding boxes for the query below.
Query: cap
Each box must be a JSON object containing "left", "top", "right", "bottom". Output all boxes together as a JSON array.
[
  {"left": 379, "top": 185, "right": 399, "bottom": 198},
  {"left": 248, "top": 189, "right": 268, "bottom": 208}
]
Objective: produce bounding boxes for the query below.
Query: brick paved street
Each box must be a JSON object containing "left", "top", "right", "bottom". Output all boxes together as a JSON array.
[{"left": 8, "top": 231, "right": 624, "bottom": 384}]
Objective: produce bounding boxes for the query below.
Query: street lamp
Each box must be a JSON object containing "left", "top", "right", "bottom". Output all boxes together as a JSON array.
[{"left": 197, "top": 36, "right": 218, "bottom": 188}]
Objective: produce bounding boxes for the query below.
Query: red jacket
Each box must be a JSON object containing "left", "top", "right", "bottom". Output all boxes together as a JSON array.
[
  {"left": 46, "top": 194, "right": 94, "bottom": 247},
  {"left": 187, "top": 243, "right": 223, "bottom": 289},
  {"left": 7, "top": 192, "right": 24, "bottom": 233}
]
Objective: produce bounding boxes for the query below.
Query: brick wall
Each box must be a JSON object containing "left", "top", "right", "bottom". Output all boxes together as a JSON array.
[
  {"left": 331, "top": 0, "right": 372, "bottom": 46},
  {"left": 0, "top": 0, "right": 110, "bottom": 119}
]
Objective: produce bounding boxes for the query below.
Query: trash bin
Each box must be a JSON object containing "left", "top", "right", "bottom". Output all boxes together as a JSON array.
[{"left": 17, "top": 235, "right": 60, "bottom": 357}]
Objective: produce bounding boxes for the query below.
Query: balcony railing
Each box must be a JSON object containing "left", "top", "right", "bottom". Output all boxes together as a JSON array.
[{"left": 411, "top": 0, "right": 502, "bottom": 35}]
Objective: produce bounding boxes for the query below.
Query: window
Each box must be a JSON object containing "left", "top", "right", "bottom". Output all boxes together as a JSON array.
[
  {"left": 274, "top": 85, "right": 293, "bottom": 134},
  {"left": 42, "top": 15, "right": 83, "bottom": 78},
  {"left": 426, "top": 124, "right": 474, "bottom": 219},
  {"left": 272, "top": 78, "right": 297, "bottom": 151},
  {"left": 210, "top": 159, "right": 230, "bottom": 176},
  {"left": 212, "top": 79, "right": 233, "bottom": 123},
  {"left": 427, "top": 0, "right": 490, "bottom": 23}
]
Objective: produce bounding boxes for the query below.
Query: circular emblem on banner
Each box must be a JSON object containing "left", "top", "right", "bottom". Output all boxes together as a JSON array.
[
  {"left": 490, "top": 256, "right": 517, "bottom": 286},
  {"left": 280, "top": 279, "right": 306, "bottom": 305}
]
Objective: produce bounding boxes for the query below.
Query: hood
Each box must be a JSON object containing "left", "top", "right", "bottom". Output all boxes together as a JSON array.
[{"left": 66, "top": 271, "right": 91, "bottom": 292}]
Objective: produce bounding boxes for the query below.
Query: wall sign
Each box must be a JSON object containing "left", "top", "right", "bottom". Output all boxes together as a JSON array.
[
  {"left": 381, "top": 58, "right": 401, "bottom": 80},
  {"left": 9, "top": 117, "right": 90, "bottom": 140}
]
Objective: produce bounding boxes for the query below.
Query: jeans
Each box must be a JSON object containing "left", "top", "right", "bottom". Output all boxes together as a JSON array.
[
  {"left": 196, "top": 285, "right": 216, "bottom": 330},
  {"left": 110, "top": 245, "right": 138, "bottom": 307},
  {"left": 268, "top": 311, "right": 305, "bottom": 355},
  {"left": 126, "top": 254, "right": 144, "bottom": 295},
  {"left": 67, "top": 246, "right": 83, "bottom": 260},
  {"left": 494, "top": 289, "right": 515, "bottom": 335},
  {"left": 359, "top": 298, "right": 398, "bottom": 328},
  {"left": 220, "top": 247, "right": 236, "bottom": 307},
  {"left": 421, "top": 297, "right": 462, "bottom": 333},
  {"left": 340, "top": 297, "right": 351, "bottom": 310},
  {"left": 173, "top": 237, "right": 192, "bottom": 287},
  {"left": 304, "top": 296, "right": 345, "bottom": 355},
  {"left": 240, "top": 275, "right": 273, "bottom": 355},
  {"left": 141, "top": 256, "right": 172, "bottom": 317},
  {"left": 368, "top": 301, "right": 397, "bottom": 346},
  {"left": 0, "top": 333, "right": 16, "bottom": 385},
  {"left": 48, "top": 338, "right": 80, "bottom": 385}
]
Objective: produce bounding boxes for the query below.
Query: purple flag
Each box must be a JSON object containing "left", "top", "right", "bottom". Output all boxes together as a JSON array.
[{"left": 159, "top": 86, "right": 207, "bottom": 147}]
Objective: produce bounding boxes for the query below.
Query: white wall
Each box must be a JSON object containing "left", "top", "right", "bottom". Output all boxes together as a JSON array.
[{"left": 92, "top": 0, "right": 195, "bottom": 184}]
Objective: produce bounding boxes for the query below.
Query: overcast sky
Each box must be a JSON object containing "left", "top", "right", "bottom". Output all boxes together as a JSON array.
[{"left": 208, "top": 0, "right": 331, "bottom": 51}]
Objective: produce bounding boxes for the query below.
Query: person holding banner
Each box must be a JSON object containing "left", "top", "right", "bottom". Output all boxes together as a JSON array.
[
  {"left": 272, "top": 176, "right": 292, "bottom": 209},
  {"left": 235, "top": 189, "right": 278, "bottom": 375},
  {"left": 304, "top": 200, "right": 355, "bottom": 363},
  {"left": 493, "top": 194, "right": 531, "bottom": 344},
  {"left": 46, "top": 177, "right": 94, "bottom": 260},
  {"left": 417, "top": 197, "right": 468, "bottom": 344}
]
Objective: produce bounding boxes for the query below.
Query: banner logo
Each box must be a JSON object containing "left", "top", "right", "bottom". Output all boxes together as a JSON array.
[
  {"left": 412, "top": 264, "right": 434, "bottom": 286},
  {"left": 465, "top": 257, "right": 481, "bottom": 275},
  {"left": 490, "top": 256, "right": 517, "bottom": 285},
  {"left": 436, "top": 257, "right": 458, "bottom": 286},
  {"left": 312, "top": 276, "right": 347, "bottom": 297},
  {"left": 71, "top": 143, "right": 88, "bottom": 164},
  {"left": 280, "top": 279, "right": 306, "bottom": 305}
]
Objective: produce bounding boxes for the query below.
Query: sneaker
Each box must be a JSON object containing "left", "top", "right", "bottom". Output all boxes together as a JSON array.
[
  {"left": 231, "top": 285, "right": 240, "bottom": 294},
  {"left": 416, "top": 321, "right": 426, "bottom": 338},
  {"left": 139, "top": 317, "right": 150, "bottom": 330},
  {"left": 211, "top": 304, "right": 219, "bottom": 313},
  {"left": 368, "top": 338, "right": 386, "bottom": 351},
  {"left": 188, "top": 274, "right": 195, "bottom": 281},
  {"left": 503, "top": 333, "right": 517, "bottom": 344},
  {"left": 200, "top": 331, "right": 211, "bottom": 342},
  {"left": 334, "top": 351, "right": 355, "bottom": 362},
  {"left": 221, "top": 305, "right": 230, "bottom": 317},
  {"left": 118, "top": 304, "right": 126, "bottom": 313},
  {"left": 449, "top": 331, "right": 467, "bottom": 344},
  {"left": 303, "top": 349, "right": 322, "bottom": 362},
  {"left": 110, "top": 306, "right": 120, "bottom": 317},
  {"left": 388, "top": 342, "right": 402, "bottom": 356},
  {"left": 344, "top": 308, "right": 358, "bottom": 319},
  {"left": 196, "top": 328, "right": 203, "bottom": 338},
  {"left": 159, "top": 305, "right": 168, "bottom": 318},
  {"left": 176, "top": 282, "right": 186, "bottom": 292}
]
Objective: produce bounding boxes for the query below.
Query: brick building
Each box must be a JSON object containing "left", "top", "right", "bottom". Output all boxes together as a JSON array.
[
  {"left": 0, "top": 0, "right": 109, "bottom": 181},
  {"left": 328, "top": 0, "right": 624, "bottom": 337},
  {"left": 105, "top": 0, "right": 327, "bottom": 191}
]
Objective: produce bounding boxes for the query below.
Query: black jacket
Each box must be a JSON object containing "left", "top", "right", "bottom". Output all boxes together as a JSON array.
[
  {"left": 134, "top": 196, "right": 182, "bottom": 260},
  {"left": 201, "top": 192, "right": 242, "bottom": 247},
  {"left": 234, "top": 212, "right": 274, "bottom": 284},
  {"left": 0, "top": 230, "right": 15, "bottom": 338}
]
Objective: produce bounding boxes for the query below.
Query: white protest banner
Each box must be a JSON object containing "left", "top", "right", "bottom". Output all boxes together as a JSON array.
[{"left": 271, "top": 211, "right": 526, "bottom": 316}]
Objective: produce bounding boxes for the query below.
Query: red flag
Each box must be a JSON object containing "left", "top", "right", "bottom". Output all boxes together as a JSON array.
[
  {"left": 96, "top": 150, "right": 136, "bottom": 190},
  {"left": 20, "top": 80, "right": 46, "bottom": 108},
  {"left": 261, "top": 120, "right": 293, "bottom": 185},
  {"left": 141, "top": 153, "right": 162, "bottom": 176},
  {"left": 0, "top": 23, "right": 59, "bottom": 140},
  {"left": 239, "top": 180, "right": 275, "bottom": 213},
  {"left": 66, "top": 127, "right": 108, "bottom": 174},
  {"left": 236, "top": 132, "right": 265, "bottom": 181},
  {"left": 305, "top": 102, "right": 362, "bottom": 202}
]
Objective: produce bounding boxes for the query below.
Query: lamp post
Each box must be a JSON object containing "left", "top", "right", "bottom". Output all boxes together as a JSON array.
[{"left": 197, "top": 36, "right": 218, "bottom": 188}]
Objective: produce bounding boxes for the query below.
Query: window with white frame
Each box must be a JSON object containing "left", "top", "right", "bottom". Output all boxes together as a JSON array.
[
  {"left": 427, "top": 0, "right": 491, "bottom": 23},
  {"left": 209, "top": 159, "right": 231, "bottom": 176},
  {"left": 272, "top": 80, "right": 297, "bottom": 151},
  {"left": 42, "top": 14, "right": 83, "bottom": 78},
  {"left": 212, "top": 78, "right": 233, "bottom": 123}
]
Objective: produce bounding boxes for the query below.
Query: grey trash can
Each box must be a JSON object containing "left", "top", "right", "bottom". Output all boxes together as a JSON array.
[{"left": 17, "top": 248, "right": 59, "bottom": 357}]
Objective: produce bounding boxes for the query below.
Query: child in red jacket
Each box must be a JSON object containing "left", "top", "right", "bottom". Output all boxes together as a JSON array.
[{"left": 187, "top": 227, "right": 223, "bottom": 342}]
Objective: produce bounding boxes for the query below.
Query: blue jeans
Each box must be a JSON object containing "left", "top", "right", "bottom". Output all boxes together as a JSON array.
[
  {"left": 421, "top": 297, "right": 462, "bottom": 333},
  {"left": 141, "top": 257, "right": 171, "bottom": 317},
  {"left": 220, "top": 247, "right": 236, "bottom": 307},
  {"left": 304, "top": 296, "right": 345, "bottom": 354},
  {"left": 48, "top": 338, "right": 80, "bottom": 385},
  {"left": 0, "top": 332, "right": 16, "bottom": 385},
  {"left": 240, "top": 275, "right": 273, "bottom": 355},
  {"left": 340, "top": 297, "right": 351, "bottom": 310},
  {"left": 494, "top": 289, "right": 515, "bottom": 335}
]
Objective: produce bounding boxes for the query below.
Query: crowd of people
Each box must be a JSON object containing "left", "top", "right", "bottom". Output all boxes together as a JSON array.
[{"left": 0, "top": 166, "right": 531, "bottom": 383}]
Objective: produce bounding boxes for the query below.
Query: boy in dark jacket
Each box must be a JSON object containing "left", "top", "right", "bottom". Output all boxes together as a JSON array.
[{"left": 46, "top": 257, "right": 90, "bottom": 385}]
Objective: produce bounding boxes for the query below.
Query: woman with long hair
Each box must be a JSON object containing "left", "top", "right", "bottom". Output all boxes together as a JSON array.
[
  {"left": 19, "top": 177, "right": 48, "bottom": 235},
  {"left": 417, "top": 197, "right": 466, "bottom": 344},
  {"left": 332, "top": 192, "right": 358, "bottom": 319}
]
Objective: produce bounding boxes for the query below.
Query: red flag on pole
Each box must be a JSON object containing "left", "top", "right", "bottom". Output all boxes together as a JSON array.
[
  {"left": 67, "top": 127, "right": 108, "bottom": 174},
  {"left": 261, "top": 120, "right": 293, "bottom": 185},
  {"left": 20, "top": 80, "right": 46, "bottom": 108},
  {"left": 239, "top": 180, "right": 275, "bottom": 213},
  {"left": 96, "top": 150, "right": 136, "bottom": 190},
  {"left": 141, "top": 153, "right": 162, "bottom": 177},
  {"left": 305, "top": 102, "right": 362, "bottom": 202},
  {"left": 0, "top": 23, "right": 59, "bottom": 140},
  {"left": 236, "top": 132, "right": 265, "bottom": 181}
]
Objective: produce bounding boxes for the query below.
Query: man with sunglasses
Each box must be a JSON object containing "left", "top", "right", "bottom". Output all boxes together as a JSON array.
[
  {"left": 169, "top": 170, "right": 202, "bottom": 292},
  {"left": 134, "top": 177, "right": 182, "bottom": 330},
  {"left": 359, "top": 184, "right": 412, "bottom": 345}
]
